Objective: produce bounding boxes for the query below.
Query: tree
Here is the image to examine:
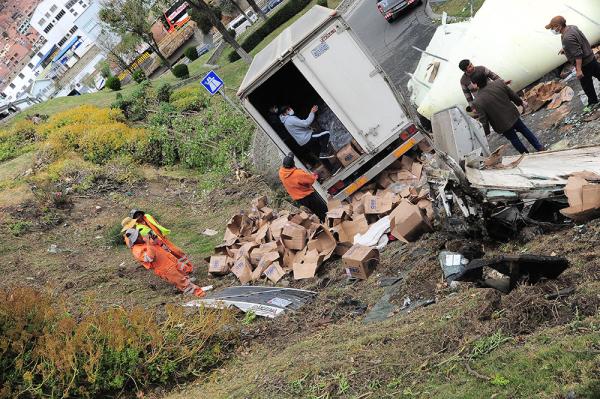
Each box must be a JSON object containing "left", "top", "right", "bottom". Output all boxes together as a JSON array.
[
  {"left": 246, "top": 0, "right": 267, "bottom": 21},
  {"left": 224, "top": 0, "right": 252, "bottom": 23},
  {"left": 99, "top": 0, "right": 173, "bottom": 73},
  {"left": 95, "top": 28, "right": 140, "bottom": 74},
  {"left": 186, "top": 0, "right": 252, "bottom": 64},
  {"left": 188, "top": 4, "right": 222, "bottom": 35}
]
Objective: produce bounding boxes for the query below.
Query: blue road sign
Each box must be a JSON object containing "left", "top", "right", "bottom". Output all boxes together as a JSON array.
[{"left": 200, "top": 70, "right": 224, "bottom": 95}]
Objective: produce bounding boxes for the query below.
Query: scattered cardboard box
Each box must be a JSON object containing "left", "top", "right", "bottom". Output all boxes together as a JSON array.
[
  {"left": 264, "top": 261, "right": 286, "bottom": 283},
  {"left": 293, "top": 248, "right": 321, "bottom": 280},
  {"left": 231, "top": 256, "right": 253, "bottom": 284},
  {"left": 250, "top": 242, "right": 278, "bottom": 265},
  {"left": 269, "top": 216, "right": 289, "bottom": 240},
  {"left": 281, "top": 222, "right": 308, "bottom": 250},
  {"left": 560, "top": 173, "right": 600, "bottom": 221},
  {"left": 377, "top": 171, "right": 394, "bottom": 189},
  {"left": 363, "top": 192, "right": 393, "bottom": 215},
  {"left": 253, "top": 195, "right": 268, "bottom": 209},
  {"left": 208, "top": 255, "right": 232, "bottom": 275},
  {"left": 389, "top": 200, "right": 433, "bottom": 242},
  {"left": 342, "top": 244, "right": 380, "bottom": 280},
  {"left": 336, "top": 142, "right": 361, "bottom": 166},
  {"left": 251, "top": 251, "right": 280, "bottom": 281}
]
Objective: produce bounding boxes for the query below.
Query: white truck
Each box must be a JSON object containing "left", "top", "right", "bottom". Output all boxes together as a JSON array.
[{"left": 237, "top": 5, "right": 426, "bottom": 202}]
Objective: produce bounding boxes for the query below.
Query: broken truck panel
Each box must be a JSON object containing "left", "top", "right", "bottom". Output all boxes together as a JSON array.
[{"left": 184, "top": 286, "right": 317, "bottom": 318}]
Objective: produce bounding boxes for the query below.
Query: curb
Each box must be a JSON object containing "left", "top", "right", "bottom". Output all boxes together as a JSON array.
[{"left": 424, "top": 0, "right": 462, "bottom": 22}]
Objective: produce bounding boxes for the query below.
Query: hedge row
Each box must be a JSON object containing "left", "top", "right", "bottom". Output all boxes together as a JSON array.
[{"left": 228, "top": 0, "right": 327, "bottom": 62}]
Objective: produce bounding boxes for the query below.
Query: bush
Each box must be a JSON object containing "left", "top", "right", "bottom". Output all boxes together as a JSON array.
[
  {"left": 105, "top": 76, "right": 121, "bottom": 91},
  {"left": 110, "top": 81, "right": 151, "bottom": 121},
  {"left": 141, "top": 98, "right": 254, "bottom": 174},
  {"left": 184, "top": 46, "right": 199, "bottom": 61},
  {"left": 172, "top": 64, "right": 190, "bottom": 79},
  {"left": 228, "top": 0, "right": 321, "bottom": 62},
  {"left": 132, "top": 69, "right": 147, "bottom": 83},
  {"left": 0, "top": 287, "right": 236, "bottom": 398},
  {"left": 156, "top": 82, "right": 173, "bottom": 103},
  {"left": 40, "top": 105, "right": 146, "bottom": 164},
  {"left": 169, "top": 86, "right": 209, "bottom": 112},
  {"left": 0, "top": 119, "right": 38, "bottom": 162}
]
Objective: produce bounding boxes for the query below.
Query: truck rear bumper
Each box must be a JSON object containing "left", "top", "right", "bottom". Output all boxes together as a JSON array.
[{"left": 332, "top": 132, "right": 425, "bottom": 201}]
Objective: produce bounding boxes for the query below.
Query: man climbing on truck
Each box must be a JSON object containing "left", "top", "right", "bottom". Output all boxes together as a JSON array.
[
  {"left": 279, "top": 104, "right": 335, "bottom": 160},
  {"left": 279, "top": 152, "right": 328, "bottom": 221}
]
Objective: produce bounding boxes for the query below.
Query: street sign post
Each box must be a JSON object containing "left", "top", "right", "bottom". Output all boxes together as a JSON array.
[{"left": 200, "top": 70, "right": 239, "bottom": 111}]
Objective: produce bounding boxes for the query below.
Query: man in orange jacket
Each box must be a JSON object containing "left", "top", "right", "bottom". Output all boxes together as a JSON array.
[
  {"left": 279, "top": 152, "right": 328, "bottom": 221},
  {"left": 123, "top": 228, "right": 205, "bottom": 297}
]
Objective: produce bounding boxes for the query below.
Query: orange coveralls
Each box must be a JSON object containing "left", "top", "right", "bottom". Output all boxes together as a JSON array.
[
  {"left": 130, "top": 237, "right": 204, "bottom": 297},
  {"left": 137, "top": 214, "right": 193, "bottom": 274}
]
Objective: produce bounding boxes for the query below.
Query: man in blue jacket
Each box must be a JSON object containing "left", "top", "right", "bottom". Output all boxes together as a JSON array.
[{"left": 279, "top": 104, "right": 335, "bottom": 160}]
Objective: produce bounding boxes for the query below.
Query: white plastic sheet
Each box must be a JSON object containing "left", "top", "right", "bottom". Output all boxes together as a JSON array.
[{"left": 354, "top": 216, "right": 390, "bottom": 250}]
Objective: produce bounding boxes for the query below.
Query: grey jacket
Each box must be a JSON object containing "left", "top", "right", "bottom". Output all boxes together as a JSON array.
[{"left": 280, "top": 112, "right": 315, "bottom": 146}]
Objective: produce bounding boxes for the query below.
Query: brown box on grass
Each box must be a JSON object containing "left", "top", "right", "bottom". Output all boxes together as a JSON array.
[
  {"left": 292, "top": 248, "right": 321, "bottom": 280},
  {"left": 269, "top": 215, "right": 289, "bottom": 240},
  {"left": 264, "top": 261, "right": 286, "bottom": 283},
  {"left": 251, "top": 251, "right": 280, "bottom": 281},
  {"left": 231, "top": 256, "right": 253, "bottom": 284},
  {"left": 208, "top": 255, "right": 232, "bottom": 275},
  {"left": 249, "top": 242, "right": 278, "bottom": 265},
  {"left": 342, "top": 244, "right": 380, "bottom": 280}
]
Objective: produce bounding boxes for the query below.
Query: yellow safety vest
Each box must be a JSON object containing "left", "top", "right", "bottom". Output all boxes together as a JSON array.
[{"left": 136, "top": 214, "right": 171, "bottom": 237}]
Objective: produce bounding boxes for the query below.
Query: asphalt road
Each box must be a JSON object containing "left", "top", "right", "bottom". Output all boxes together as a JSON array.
[{"left": 346, "top": 0, "right": 437, "bottom": 95}]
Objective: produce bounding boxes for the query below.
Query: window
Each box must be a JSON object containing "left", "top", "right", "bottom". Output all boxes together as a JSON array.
[
  {"left": 28, "top": 78, "right": 33, "bottom": 84},
  {"left": 66, "top": 0, "right": 77, "bottom": 8},
  {"left": 18, "top": 73, "right": 24, "bottom": 79},
  {"left": 58, "top": 37, "right": 67, "bottom": 46},
  {"left": 27, "top": 62, "right": 33, "bottom": 68},
  {"left": 50, "top": 5, "right": 57, "bottom": 12},
  {"left": 72, "top": 11, "right": 78, "bottom": 16},
  {"left": 69, "top": 26, "right": 77, "bottom": 34},
  {"left": 45, "top": 12, "right": 50, "bottom": 18},
  {"left": 43, "top": 23, "right": 53, "bottom": 33},
  {"left": 38, "top": 18, "right": 45, "bottom": 25},
  {"left": 37, "top": 51, "right": 43, "bottom": 57},
  {"left": 9, "top": 83, "right": 15, "bottom": 89},
  {"left": 55, "top": 9, "right": 65, "bottom": 21}
]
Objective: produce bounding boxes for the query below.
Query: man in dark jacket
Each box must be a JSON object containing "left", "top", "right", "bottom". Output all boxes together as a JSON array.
[
  {"left": 546, "top": 16, "right": 600, "bottom": 108},
  {"left": 471, "top": 70, "right": 544, "bottom": 154},
  {"left": 458, "top": 59, "right": 510, "bottom": 105}
]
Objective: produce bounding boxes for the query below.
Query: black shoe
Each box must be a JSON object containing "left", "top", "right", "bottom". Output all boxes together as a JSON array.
[{"left": 319, "top": 152, "right": 335, "bottom": 159}]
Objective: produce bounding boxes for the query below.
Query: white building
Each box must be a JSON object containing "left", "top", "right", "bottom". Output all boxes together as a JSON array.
[{"left": 1, "top": 0, "right": 105, "bottom": 102}]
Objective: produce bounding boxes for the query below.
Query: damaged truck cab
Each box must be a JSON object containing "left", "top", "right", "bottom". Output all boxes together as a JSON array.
[{"left": 237, "top": 5, "right": 425, "bottom": 202}]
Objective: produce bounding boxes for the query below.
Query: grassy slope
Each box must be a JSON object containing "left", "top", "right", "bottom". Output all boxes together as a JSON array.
[{"left": 431, "top": 0, "right": 485, "bottom": 17}]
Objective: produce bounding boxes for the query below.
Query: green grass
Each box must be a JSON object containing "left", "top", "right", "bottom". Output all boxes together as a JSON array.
[{"left": 431, "top": 0, "right": 485, "bottom": 17}]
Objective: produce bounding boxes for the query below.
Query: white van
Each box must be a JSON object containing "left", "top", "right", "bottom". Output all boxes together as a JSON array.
[
  {"left": 237, "top": 5, "right": 425, "bottom": 202},
  {"left": 227, "top": 10, "right": 258, "bottom": 37}
]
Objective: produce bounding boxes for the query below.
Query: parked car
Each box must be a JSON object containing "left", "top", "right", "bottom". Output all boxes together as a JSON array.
[
  {"left": 376, "top": 0, "right": 422, "bottom": 23},
  {"left": 226, "top": 11, "right": 258, "bottom": 37},
  {"left": 262, "top": 0, "right": 284, "bottom": 14},
  {"left": 196, "top": 43, "right": 212, "bottom": 56}
]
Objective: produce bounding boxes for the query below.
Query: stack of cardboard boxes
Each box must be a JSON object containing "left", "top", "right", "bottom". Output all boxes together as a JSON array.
[{"left": 208, "top": 154, "right": 434, "bottom": 284}]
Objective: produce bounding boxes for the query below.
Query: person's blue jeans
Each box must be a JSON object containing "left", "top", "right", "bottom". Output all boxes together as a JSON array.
[{"left": 502, "top": 118, "right": 543, "bottom": 154}]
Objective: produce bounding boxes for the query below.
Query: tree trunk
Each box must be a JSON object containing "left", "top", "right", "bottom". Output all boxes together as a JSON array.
[
  {"left": 230, "top": 0, "right": 252, "bottom": 23},
  {"left": 246, "top": 0, "right": 267, "bottom": 21},
  {"left": 187, "top": 0, "right": 252, "bottom": 64}
]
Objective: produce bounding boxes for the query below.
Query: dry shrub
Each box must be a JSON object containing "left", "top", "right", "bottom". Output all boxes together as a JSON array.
[
  {"left": 39, "top": 105, "right": 146, "bottom": 164},
  {"left": 498, "top": 284, "right": 560, "bottom": 335},
  {"left": 0, "top": 287, "right": 237, "bottom": 398}
]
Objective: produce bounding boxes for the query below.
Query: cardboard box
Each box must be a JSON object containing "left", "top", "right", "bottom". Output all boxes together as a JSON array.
[
  {"left": 342, "top": 244, "right": 379, "bottom": 280},
  {"left": 293, "top": 248, "right": 321, "bottom": 280},
  {"left": 282, "top": 248, "right": 296, "bottom": 271},
  {"left": 417, "top": 199, "right": 435, "bottom": 221},
  {"left": 313, "top": 163, "right": 332, "bottom": 181},
  {"left": 251, "top": 251, "right": 280, "bottom": 281},
  {"left": 264, "top": 261, "right": 286, "bottom": 283},
  {"left": 377, "top": 171, "right": 394, "bottom": 189},
  {"left": 252, "top": 223, "right": 270, "bottom": 243},
  {"left": 249, "top": 242, "right": 278, "bottom": 265},
  {"left": 231, "top": 256, "right": 253, "bottom": 284},
  {"left": 236, "top": 242, "right": 259, "bottom": 260},
  {"left": 208, "top": 255, "right": 232, "bottom": 275},
  {"left": 223, "top": 213, "right": 253, "bottom": 241},
  {"left": 340, "top": 214, "right": 369, "bottom": 243},
  {"left": 281, "top": 222, "right": 307, "bottom": 250},
  {"left": 252, "top": 195, "right": 268, "bottom": 209},
  {"left": 560, "top": 174, "right": 600, "bottom": 221},
  {"left": 396, "top": 170, "right": 418, "bottom": 184},
  {"left": 336, "top": 142, "right": 361, "bottom": 166},
  {"left": 328, "top": 199, "right": 343, "bottom": 210},
  {"left": 400, "top": 155, "right": 414, "bottom": 171},
  {"left": 269, "top": 215, "right": 289, "bottom": 240},
  {"left": 363, "top": 192, "right": 393, "bottom": 215},
  {"left": 412, "top": 162, "right": 423, "bottom": 180},
  {"left": 389, "top": 200, "right": 433, "bottom": 242},
  {"left": 307, "top": 225, "right": 337, "bottom": 262},
  {"left": 334, "top": 241, "right": 353, "bottom": 256}
]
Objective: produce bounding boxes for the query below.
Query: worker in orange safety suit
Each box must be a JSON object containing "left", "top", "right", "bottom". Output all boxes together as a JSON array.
[
  {"left": 126, "top": 209, "right": 193, "bottom": 274},
  {"left": 123, "top": 227, "right": 206, "bottom": 297}
]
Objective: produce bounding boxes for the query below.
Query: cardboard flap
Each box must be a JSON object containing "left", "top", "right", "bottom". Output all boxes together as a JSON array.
[
  {"left": 252, "top": 223, "right": 271, "bottom": 243},
  {"left": 363, "top": 193, "right": 393, "bottom": 215},
  {"left": 269, "top": 215, "right": 289, "bottom": 240},
  {"left": 339, "top": 214, "right": 369, "bottom": 243},
  {"left": 564, "top": 176, "right": 587, "bottom": 210},
  {"left": 307, "top": 225, "right": 337, "bottom": 261},
  {"left": 581, "top": 184, "right": 600, "bottom": 210},
  {"left": 231, "top": 256, "right": 253, "bottom": 284},
  {"left": 249, "top": 242, "right": 278, "bottom": 265},
  {"left": 390, "top": 200, "right": 432, "bottom": 243},
  {"left": 281, "top": 222, "right": 308, "bottom": 250},
  {"left": 252, "top": 195, "right": 268, "bottom": 209},
  {"left": 236, "top": 242, "right": 259, "bottom": 260}
]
